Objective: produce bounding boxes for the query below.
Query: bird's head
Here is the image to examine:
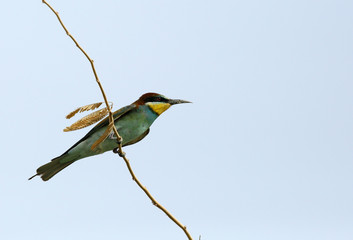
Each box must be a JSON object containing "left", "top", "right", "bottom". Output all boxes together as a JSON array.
[{"left": 134, "top": 92, "right": 191, "bottom": 115}]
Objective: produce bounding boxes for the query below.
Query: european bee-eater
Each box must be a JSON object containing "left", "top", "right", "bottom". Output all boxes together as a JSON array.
[{"left": 29, "top": 93, "right": 190, "bottom": 181}]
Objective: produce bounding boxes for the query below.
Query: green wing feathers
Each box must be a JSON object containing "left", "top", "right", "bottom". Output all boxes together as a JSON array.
[{"left": 28, "top": 104, "right": 136, "bottom": 181}]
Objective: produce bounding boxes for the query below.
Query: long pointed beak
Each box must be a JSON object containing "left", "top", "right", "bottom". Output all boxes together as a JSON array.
[{"left": 168, "top": 99, "right": 192, "bottom": 105}]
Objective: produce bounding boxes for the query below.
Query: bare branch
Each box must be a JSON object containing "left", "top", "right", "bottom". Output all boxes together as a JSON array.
[
  {"left": 42, "top": 0, "right": 122, "bottom": 143},
  {"left": 118, "top": 153, "right": 194, "bottom": 240},
  {"left": 41, "top": 1, "right": 193, "bottom": 239}
]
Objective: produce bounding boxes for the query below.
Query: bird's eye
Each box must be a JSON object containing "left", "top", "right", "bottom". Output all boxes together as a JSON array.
[{"left": 155, "top": 97, "right": 161, "bottom": 102}]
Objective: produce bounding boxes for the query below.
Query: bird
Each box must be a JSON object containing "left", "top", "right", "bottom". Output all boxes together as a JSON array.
[{"left": 29, "top": 92, "right": 190, "bottom": 181}]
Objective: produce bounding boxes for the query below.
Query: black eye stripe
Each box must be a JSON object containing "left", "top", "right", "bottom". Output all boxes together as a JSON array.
[{"left": 146, "top": 96, "right": 167, "bottom": 103}]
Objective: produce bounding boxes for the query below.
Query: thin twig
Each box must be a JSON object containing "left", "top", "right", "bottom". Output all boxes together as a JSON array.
[
  {"left": 41, "top": 1, "right": 193, "bottom": 239},
  {"left": 118, "top": 153, "right": 193, "bottom": 240},
  {"left": 41, "top": 0, "right": 121, "bottom": 143}
]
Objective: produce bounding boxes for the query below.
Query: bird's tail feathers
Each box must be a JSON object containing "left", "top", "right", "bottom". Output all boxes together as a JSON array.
[{"left": 29, "top": 154, "right": 75, "bottom": 181}]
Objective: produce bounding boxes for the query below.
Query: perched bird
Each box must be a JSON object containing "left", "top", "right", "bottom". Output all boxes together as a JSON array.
[{"left": 29, "top": 93, "right": 190, "bottom": 181}]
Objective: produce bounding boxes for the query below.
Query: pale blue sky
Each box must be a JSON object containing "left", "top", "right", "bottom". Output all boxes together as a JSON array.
[{"left": 1, "top": 1, "right": 353, "bottom": 239}]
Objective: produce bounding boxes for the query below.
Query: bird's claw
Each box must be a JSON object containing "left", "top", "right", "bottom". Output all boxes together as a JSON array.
[{"left": 113, "top": 147, "right": 125, "bottom": 157}]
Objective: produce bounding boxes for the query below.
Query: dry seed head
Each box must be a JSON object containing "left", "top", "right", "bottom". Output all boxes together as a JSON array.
[
  {"left": 64, "top": 108, "right": 109, "bottom": 132},
  {"left": 66, "top": 102, "right": 104, "bottom": 119}
]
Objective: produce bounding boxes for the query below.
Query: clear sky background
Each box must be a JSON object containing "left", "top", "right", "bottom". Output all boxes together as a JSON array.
[{"left": 1, "top": 1, "right": 352, "bottom": 239}]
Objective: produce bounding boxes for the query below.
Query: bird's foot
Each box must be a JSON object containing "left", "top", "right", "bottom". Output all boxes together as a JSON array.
[
  {"left": 113, "top": 147, "right": 125, "bottom": 157},
  {"left": 109, "top": 133, "right": 122, "bottom": 145}
]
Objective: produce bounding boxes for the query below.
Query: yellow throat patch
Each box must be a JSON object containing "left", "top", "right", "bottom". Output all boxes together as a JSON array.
[{"left": 146, "top": 102, "right": 171, "bottom": 115}]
